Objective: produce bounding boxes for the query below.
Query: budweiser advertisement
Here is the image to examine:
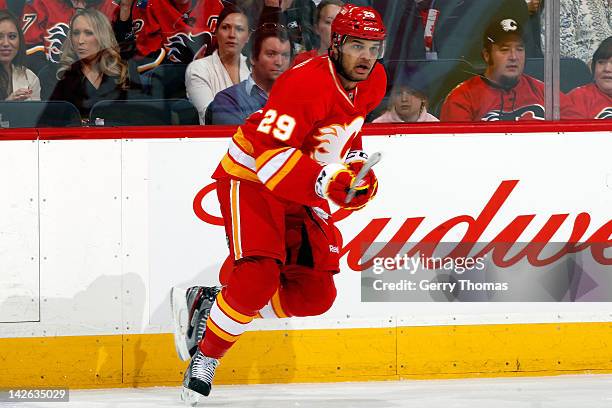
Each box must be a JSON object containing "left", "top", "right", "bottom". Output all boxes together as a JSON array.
[{"left": 147, "top": 132, "right": 611, "bottom": 324}]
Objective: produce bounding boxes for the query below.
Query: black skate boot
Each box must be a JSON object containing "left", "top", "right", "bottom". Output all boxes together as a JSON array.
[
  {"left": 181, "top": 348, "right": 220, "bottom": 406},
  {"left": 171, "top": 286, "right": 221, "bottom": 361}
]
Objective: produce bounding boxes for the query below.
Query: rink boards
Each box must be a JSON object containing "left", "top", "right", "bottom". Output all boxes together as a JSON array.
[{"left": 0, "top": 124, "right": 611, "bottom": 388}]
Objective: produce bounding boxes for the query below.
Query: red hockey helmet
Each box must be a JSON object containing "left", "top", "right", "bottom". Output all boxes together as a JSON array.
[{"left": 332, "top": 4, "right": 386, "bottom": 41}]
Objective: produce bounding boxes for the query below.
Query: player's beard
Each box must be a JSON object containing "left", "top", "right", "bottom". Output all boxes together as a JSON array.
[
  {"left": 341, "top": 60, "right": 375, "bottom": 83},
  {"left": 498, "top": 74, "right": 520, "bottom": 89}
]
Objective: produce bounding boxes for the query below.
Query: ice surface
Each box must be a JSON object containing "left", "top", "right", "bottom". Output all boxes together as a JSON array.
[{"left": 12, "top": 374, "right": 612, "bottom": 408}]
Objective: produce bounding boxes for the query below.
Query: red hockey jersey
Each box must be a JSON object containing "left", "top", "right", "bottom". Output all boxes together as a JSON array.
[
  {"left": 568, "top": 83, "right": 612, "bottom": 119},
  {"left": 22, "top": 0, "right": 120, "bottom": 63},
  {"left": 440, "top": 74, "right": 580, "bottom": 121},
  {"left": 213, "top": 56, "right": 387, "bottom": 206},
  {"left": 131, "top": 0, "right": 223, "bottom": 72},
  {"left": 0, "top": 0, "right": 7, "bottom": 10}
]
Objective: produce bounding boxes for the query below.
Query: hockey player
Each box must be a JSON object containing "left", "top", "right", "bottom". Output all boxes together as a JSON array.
[
  {"left": 568, "top": 37, "right": 612, "bottom": 120},
  {"left": 130, "top": 0, "right": 223, "bottom": 72},
  {"left": 440, "top": 16, "right": 579, "bottom": 121},
  {"left": 21, "top": 0, "right": 122, "bottom": 67},
  {"left": 171, "top": 3, "right": 386, "bottom": 404}
]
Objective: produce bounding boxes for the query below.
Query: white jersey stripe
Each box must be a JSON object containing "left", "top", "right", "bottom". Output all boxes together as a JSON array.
[
  {"left": 228, "top": 140, "right": 256, "bottom": 172},
  {"left": 257, "top": 148, "right": 296, "bottom": 184}
]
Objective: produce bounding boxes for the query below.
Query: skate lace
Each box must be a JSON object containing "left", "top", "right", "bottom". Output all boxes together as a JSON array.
[{"left": 192, "top": 353, "right": 219, "bottom": 384}]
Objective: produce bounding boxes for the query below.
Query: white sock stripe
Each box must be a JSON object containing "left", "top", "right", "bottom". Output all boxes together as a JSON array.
[
  {"left": 258, "top": 302, "right": 279, "bottom": 319},
  {"left": 209, "top": 302, "right": 250, "bottom": 336}
]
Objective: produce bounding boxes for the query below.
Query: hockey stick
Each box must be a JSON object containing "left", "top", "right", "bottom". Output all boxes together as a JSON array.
[{"left": 345, "top": 151, "right": 382, "bottom": 204}]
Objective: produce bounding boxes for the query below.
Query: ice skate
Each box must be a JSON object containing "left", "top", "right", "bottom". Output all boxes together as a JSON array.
[
  {"left": 180, "top": 348, "right": 219, "bottom": 406},
  {"left": 170, "top": 286, "right": 221, "bottom": 361}
]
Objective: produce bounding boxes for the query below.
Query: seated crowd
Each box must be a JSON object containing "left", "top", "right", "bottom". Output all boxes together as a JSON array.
[{"left": 0, "top": 0, "right": 610, "bottom": 126}]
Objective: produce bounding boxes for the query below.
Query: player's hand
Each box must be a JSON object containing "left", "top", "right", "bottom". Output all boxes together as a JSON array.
[
  {"left": 6, "top": 88, "right": 32, "bottom": 101},
  {"left": 315, "top": 163, "right": 374, "bottom": 210},
  {"left": 345, "top": 152, "right": 378, "bottom": 203}
]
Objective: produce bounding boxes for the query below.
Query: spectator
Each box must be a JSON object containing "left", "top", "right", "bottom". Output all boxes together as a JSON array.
[
  {"left": 440, "top": 16, "right": 579, "bottom": 121},
  {"left": 555, "top": 0, "right": 612, "bottom": 65},
  {"left": 0, "top": 10, "right": 40, "bottom": 100},
  {"left": 373, "top": 74, "right": 437, "bottom": 123},
  {"left": 568, "top": 37, "right": 612, "bottom": 119},
  {"left": 49, "top": 8, "right": 131, "bottom": 117},
  {"left": 205, "top": 23, "right": 291, "bottom": 124},
  {"left": 130, "top": 0, "right": 224, "bottom": 73},
  {"left": 20, "top": 0, "right": 127, "bottom": 72},
  {"left": 245, "top": 0, "right": 316, "bottom": 54},
  {"left": 293, "top": 0, "right": 342, "bottom": 65},
  {"left": 376, "top": 0, "right": 532, "bottom": 65},
  {"left": 524, "top": 0, "right": 543, "bottom": 58},
  {"left": 186, "top": 4, "right": 250, "bottom": 124}
]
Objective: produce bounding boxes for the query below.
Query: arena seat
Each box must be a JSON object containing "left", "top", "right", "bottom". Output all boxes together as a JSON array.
[
  {"left": 149, "top": 64, "right": 188, "bottom": 99},
  {"left": 0, "top": 101, "right": 81, "bottom": 128},
  {"left": 524, "top": 57, "right": 592, "bottom": 93},
  {"left": 89, "top": 99, "right": 199, "bottom": 126}
]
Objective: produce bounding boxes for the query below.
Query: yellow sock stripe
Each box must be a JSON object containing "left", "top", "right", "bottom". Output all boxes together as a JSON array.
[
  {"left": 207, "top": 318, "right": 239, "bottom": 343},
  {"left": 230, "top": 180, "right": 242, "bottom": 259},
  {"left": 216, "top": 292, "right": 254, "bottom": 324},
  {"left": 270, "top": 290, "right": 289, "bottom": 318}
]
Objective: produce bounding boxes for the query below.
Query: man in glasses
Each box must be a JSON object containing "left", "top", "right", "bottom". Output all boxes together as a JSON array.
[{"left": 172, "top": 4, "right": 387, "bottom": 405}]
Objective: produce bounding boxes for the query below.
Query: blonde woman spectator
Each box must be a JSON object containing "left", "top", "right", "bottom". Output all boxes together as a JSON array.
[
  {"left": 0, "top": 10, "right": 40, "bottom": 101},
  {"left": 50, "top": 8, "right": 130, "bottom": 117},
  {"left": 293, "top": 0, "right": 342, "bottom": 65},
  {"left": 186, "top": 4, "right": 250, "bottom": 124}
]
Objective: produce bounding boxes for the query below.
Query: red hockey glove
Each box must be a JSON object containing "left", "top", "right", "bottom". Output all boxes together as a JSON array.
[
  {"left": 344, "top": 150, "right": 378, "bottom": 202},
  {"left": 315, "top": 163, "right": 375, "bottom": 210}
]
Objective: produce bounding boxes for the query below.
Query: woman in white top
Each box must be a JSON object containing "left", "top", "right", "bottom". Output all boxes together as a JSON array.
[
  {"left": 0, "top": 10, "right": 40, "bottom": 101},
  {"left": 186, "top": 4, "right": 250, "bottom": 124}
]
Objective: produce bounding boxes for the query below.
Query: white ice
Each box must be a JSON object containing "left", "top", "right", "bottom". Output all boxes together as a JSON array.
[{"left": 11, "top": 374, "right": 612, "bottom": 408}]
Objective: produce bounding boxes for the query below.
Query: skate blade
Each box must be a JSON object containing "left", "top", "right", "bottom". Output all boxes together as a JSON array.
[
  {"left": 181, "top": 387, "right": 203, "bottom": 407},
  {"left": 170, "top": 287, "right": 191, "bottom": 361}
]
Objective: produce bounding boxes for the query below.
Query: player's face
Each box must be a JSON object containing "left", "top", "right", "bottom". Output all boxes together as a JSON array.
[
  {"left": 484, "top": 37, "right": 525, "bottom": 87},
  {"left": 594, "top": 56, "right": 612, "bottom": 96},
  {"left": 0, "top": 20, "right": 19, "bottom": 66},
  {"left": 71, "top": 16, "right": 100, "bottom": 61},
  {"left": 253, "top": 37, "right": 291, "bottom": 82},
  {"left": 315, "top": 4, "right": 341, "bottom": 52},
  {"left": 216, "top": 13, "right": 249, "bottom": 56},
  {"left": 391, "top": 86, "right": 425, "bottom": 121},
  {"left": 339, "top": 36, "right": 382, "bottom": 82}
]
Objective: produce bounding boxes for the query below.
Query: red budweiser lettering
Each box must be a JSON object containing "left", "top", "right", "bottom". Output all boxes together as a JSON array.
[
  {"left": 194, "top": 180, "right": 612, "bottom": 270},
  {"left": 341, "top": 180, "right": 611, "bottom": 270}
]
